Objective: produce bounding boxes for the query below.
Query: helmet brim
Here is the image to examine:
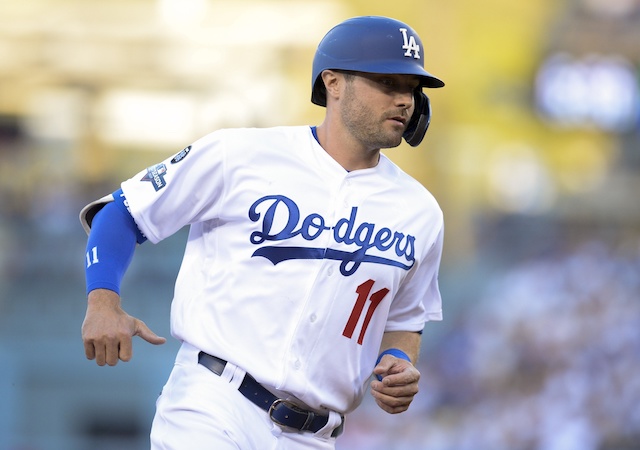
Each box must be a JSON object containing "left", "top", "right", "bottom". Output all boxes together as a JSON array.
[{"left": 311, "top": 66, "right": 444, "bottom": 107}]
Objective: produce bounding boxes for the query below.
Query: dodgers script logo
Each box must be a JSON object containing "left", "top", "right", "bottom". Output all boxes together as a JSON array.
[{"left": 248, "top": 195, "right": 416, "bottom": 276}]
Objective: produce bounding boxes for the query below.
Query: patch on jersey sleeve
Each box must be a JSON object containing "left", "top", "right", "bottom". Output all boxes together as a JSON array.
[
  {"left": 140, "top": 163, "right": 168, "bottom": 191},
  {"left": 171, "top": 145, "right": 191, "bottom": 164}
]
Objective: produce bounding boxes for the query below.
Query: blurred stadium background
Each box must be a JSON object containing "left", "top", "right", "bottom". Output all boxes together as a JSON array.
[{"left": 0, "top": 0, "right": 639, "bottom": 449}]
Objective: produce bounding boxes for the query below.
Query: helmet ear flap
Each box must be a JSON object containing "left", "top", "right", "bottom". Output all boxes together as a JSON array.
[
  {"left": 403, "top": 92, "right": 431, "bottom": 147},
  {"left": 311, "top": 76, "right": 328, "bottom": 107}
]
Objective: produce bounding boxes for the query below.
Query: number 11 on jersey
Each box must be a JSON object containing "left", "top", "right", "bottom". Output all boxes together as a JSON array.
[{"left": 343, "top": 279, "right": 389, "bottom": 345}]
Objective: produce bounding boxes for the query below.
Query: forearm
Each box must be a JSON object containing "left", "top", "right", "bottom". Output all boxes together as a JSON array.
[
  {"left": 371, "top": 331, "right": 423, "bottom": 413},
  {"left": 88, "top": 288, "right": 121, "bottom": 307},
  {"left": 379, "top": 330, "right": 422, "bottom": 363},
  {"left": 82, "top": 193, "right": 166, "bottom": 366}
]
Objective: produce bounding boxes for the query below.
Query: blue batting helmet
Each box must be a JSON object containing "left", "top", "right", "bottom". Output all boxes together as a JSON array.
[{"left": 311, "top": 16, "right": 444, "bottom": 106}]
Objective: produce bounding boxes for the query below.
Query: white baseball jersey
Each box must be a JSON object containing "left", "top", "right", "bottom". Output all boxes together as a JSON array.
[{"left": 117, "top": 125, "right": 443, "bottom": 414}]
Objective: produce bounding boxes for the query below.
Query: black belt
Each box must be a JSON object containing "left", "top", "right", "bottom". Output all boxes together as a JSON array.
[{"left": 197, "top": 352, "right": 344, "bottom": 437}]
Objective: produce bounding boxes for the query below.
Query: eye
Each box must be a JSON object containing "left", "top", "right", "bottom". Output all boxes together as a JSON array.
[{"left": 379, "top": 77, "right": 395, "bottom": 87}]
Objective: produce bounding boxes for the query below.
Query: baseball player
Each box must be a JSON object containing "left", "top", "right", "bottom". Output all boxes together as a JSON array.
[{"left": 80, "top": 16, "right": 445, "bottom": 450}]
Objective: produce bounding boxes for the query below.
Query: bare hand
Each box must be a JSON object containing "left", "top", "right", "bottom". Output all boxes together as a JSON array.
[
  {"left": 82, "top": 289, "right": 166, "bottom": 366},
  {"left": 370, "top": 354, "right": 420, "bottom": 414}
]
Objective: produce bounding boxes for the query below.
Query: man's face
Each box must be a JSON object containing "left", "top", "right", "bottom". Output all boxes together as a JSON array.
[{"left": 339, "top": 72, "right": 420, "bottom": 150}]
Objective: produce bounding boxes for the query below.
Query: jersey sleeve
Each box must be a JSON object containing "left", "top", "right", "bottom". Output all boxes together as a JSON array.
[
  {"left": 386, "top": 220, "right": 444, "bottom": 332},
  {"left": 79, "top": 193, "right": 115, "bottom": 235},
  {"left": 119, "top": 131, "right": 229, "bottom": 243}
]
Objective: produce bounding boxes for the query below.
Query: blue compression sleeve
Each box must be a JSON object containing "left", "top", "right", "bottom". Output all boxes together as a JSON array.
[
  {"left": 84, "top": 190, "right": 146, "bottom": 295},
  {"left": 112, "top": 189, "right": 147, "bottom": 244}
]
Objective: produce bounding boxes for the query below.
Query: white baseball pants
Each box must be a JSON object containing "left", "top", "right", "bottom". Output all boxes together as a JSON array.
[{"left": 150, "top": 343, "right": 343, "bottom": 450}]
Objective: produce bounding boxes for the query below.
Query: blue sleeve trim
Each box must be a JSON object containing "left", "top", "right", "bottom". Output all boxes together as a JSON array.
[{"left": 84, "top": 190, "right": 143, "bottom": 295}]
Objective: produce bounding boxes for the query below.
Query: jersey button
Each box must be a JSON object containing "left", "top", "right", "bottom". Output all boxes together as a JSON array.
[
  {"left": 327, "top": 267, "right": 334, "bottom": 276},
  {"left": 310, "top": 313, "right": 317, "bottom": 323},
  {"left": 293, "top": 359, "right": 302, "bottom": 370}
]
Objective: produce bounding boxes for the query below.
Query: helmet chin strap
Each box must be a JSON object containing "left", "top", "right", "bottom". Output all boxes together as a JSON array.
[{"left": 403, "top": 92, "right": 431, "bottom": 147}]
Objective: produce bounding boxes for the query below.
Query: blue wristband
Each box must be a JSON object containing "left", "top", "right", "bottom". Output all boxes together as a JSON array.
[{"left": 375, "top": 348, "right": 411, "bottom": 381}]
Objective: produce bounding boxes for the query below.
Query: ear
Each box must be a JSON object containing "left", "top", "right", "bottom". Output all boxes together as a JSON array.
[{"left": 321, "top": 70, "right": 342, "bottom": 104}]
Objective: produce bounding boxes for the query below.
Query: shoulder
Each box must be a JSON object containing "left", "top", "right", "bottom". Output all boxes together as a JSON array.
[
  {"left": 190, "top": 126, "right": 315, "bottom": 168},
  {"left": 378, "top": 154, "right": 442, "bottom": 211},
  {"left": 198, "top": 126, "right": 312, "bottom": 146}
]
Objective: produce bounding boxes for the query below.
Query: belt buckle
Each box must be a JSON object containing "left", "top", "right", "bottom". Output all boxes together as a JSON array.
[{"left": 268, "top": 398, "right": 309, "bottom": 431}]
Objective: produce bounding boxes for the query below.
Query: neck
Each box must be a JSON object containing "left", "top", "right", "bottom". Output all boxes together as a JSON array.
[{"left": 315, "top": 123, "right": 380, "bottom": 171}]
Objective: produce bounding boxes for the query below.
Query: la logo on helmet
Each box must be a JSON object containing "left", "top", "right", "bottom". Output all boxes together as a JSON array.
[{"left": 399, "top": 28, "right": 420, "bottom": 60}]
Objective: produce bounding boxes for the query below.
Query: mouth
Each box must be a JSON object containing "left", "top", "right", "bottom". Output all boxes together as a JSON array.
[{"left": 387, "top": 116, "right": 407, "bottom": 128}]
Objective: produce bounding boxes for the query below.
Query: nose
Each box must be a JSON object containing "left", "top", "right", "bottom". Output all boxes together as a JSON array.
[{"left": 395, "top": 89, "right": 414, "bottom": 111}]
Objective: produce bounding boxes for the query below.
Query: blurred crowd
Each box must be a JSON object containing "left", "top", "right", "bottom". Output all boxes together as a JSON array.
[{"left": 339, "top": 236, "right": 640, "bottom": 450}]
